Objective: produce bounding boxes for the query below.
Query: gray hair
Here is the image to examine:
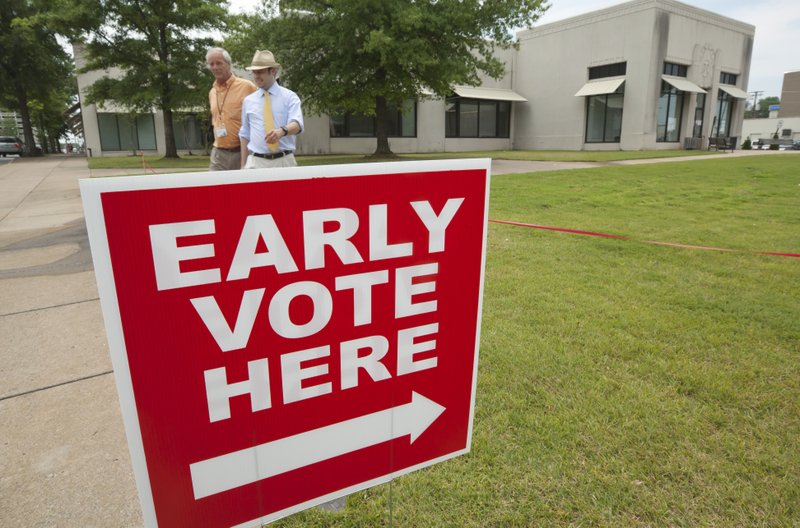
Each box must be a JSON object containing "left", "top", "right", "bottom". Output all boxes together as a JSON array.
[{"left": 206, "top": 47, "right": 232, "bottom": 65}]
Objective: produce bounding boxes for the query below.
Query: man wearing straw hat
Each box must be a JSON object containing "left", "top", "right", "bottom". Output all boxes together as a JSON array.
[{"left": 239, "top": 50, "right": 304, "bottom": 169}]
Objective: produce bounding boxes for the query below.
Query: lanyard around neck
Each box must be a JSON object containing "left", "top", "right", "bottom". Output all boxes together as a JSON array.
[{"left": 216, "top": 80, "right": 232, "bottom": 116}]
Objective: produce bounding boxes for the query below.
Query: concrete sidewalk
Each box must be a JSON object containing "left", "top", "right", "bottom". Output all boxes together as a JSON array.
[
  {"left": 0, "top": 150, "right": 794, "bottom": 526},
  {"left": 0, "top": 155, "right": 142, "bottom": 526}
]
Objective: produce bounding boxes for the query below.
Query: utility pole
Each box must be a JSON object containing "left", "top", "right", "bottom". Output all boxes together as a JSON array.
[{"left": 749, "top": 90, "right": 764, "bottom": 113}]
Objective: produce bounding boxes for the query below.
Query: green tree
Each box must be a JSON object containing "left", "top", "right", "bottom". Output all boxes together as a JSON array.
[
  {"left": 0, "top": 0, "right": 76, "bottom": 156},
  {"left": 30, "top": 71, "right": 80, "bottom": 153},
  {"left": 229, "top": 0, "right": 547, "bottom": 156},
  {"left": 758, "top": 96, "right": 779, "bottom": 114},
  {"left": 75, "top": 0, "right": 226, "bottom": 158},
  {"left": 746, "top": 96, "right": 780, "bottom": 119}
]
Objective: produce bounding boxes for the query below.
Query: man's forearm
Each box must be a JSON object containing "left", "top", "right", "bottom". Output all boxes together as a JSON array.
[{"left": 286, "top": 121, "right": 301, "bottom": 135}]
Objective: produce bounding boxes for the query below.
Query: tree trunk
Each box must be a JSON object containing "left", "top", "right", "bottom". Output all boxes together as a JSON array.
[
  {"left": 38, "top": 116, "right": 49, "bottom": 154},
  {"left": 374, "top": 95, "right": 393, "bottom": 156},
  {"left": 158, "top": 23, "right": 179, "bottom": 158},
  {"left": 162, "top": 108, "right": 178, "bottom": 158},
  {"left": 14, "top": 81, "right": 39, "bottom": 157}
]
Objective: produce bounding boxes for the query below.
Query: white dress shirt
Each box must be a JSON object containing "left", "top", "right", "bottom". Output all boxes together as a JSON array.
[{"left": 239, "top": 83, "right": 304, "bottom": 154}]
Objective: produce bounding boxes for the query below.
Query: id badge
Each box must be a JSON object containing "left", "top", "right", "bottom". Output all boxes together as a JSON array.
[{"left": 214, "top": 126, "right": 228, "bottom": 138}]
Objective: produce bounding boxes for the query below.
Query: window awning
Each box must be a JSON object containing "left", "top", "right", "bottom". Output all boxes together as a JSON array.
[
  {"left": 574, "top": 77, "right": 625, "bottom": 97},
  {"left": 718, "top": 84, "right": 748, "bottom": 99},
  {"left": 662, "top": 75, "right": 707, "bottom": 93},
  {"left": 452, "top": 85, "right": 527, "bottom": 102}
]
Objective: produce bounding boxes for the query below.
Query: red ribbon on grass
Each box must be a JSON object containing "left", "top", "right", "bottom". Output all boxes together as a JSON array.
[{"left": 489, "top": 219, "right": 800, "bottom": 259}]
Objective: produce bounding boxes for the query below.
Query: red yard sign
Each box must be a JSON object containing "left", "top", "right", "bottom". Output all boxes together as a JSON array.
[{"left": 81, "top": 159, "right": 490, "bottom": 527}]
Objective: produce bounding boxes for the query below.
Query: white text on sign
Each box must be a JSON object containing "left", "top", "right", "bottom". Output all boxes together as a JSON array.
[{"left": 147, "top": 199, "right": 464, "bottom": 423}]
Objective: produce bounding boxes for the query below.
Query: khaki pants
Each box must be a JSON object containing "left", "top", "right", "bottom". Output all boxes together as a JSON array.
[
  {"left": 209, "top": 147, "right": 241, "bottom": 171},
  {"left": 244, "top": 152, "right": 297, "bottom": 169}
]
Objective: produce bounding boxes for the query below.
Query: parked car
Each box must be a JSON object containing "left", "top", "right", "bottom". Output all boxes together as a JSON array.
[
  {"left": 0, "top": 136, "right": 24, "bottom": 157},
  {"left": 753, "top": 138, "right": 795, "bottom": 150},
  {"left": 791, "top": 140, "right": 800, "bottom": 151}
]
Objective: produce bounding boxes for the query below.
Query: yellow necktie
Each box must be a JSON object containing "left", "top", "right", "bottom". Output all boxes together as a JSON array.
[{"left": 263, "top": 90, "right": 279, "bottom": 152}]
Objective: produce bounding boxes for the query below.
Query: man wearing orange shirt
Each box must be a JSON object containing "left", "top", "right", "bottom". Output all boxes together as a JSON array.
[{"left": 206, "top": 47, "right": 257, "bottom": 171}]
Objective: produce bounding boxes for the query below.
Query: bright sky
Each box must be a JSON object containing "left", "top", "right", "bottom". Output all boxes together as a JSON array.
[{"left": 229, "top": 0, "right": 799, "bottom": 99}]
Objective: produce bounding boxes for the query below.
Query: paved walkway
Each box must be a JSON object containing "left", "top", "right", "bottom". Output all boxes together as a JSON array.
[
  {"left": 0, "top": 150, "right": 795, "bottom": 526},
  {"left": 0, "top": 155, "right": 141, "bottom": 526}
]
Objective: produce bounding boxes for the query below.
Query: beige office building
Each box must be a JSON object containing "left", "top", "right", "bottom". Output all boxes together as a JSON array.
[
  {"left": 778, "top": 71, "right": 800, "bottom": 118},
  {"left": 76, "top": 0, "right": 754, "bottom": 156},
  {"left": 514, "top": 0, "right": 753, "bottom": 150}
]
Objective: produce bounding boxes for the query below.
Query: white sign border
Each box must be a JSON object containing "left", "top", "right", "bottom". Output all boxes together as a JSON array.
[{"left": 80, "top": 158, "right": 491, "bottom": 527}]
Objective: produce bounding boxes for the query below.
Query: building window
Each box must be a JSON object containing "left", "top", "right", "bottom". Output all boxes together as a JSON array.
[
  {"left": 693, "top": 93, "right": 706, "bottom": 138},
  {"left": 720, "top": 72, "right": 738, "bottom": 85},
  {"left": 713, "top": 90, "right": 733, "bottom": 137},
  {"left": 585, "top": 90, "right": 624, "bottom": 143},
  {"left": 445, "top": 97, "right": 510, "bottom": 138},
  {"left": 659, "top": 62, "right": 690, "bottom": 142},
  {"left": 97, "top": 113, "right": 156, "bottom": 152},
  {"left": 330, "top": 99, "right": 416, "bottom": 138},
  {"left": 588, "top": 62, "right": 627, "bottom": 80},
  {"left": 664, "top": 62, "right": 688, "bottom": 77},
  {"left": 656, "top": 82, "right": 684, "bottom": 142},
  {"left": 582, "top": 62, "right": 626, "bottom": 143},
  {"left": 173, "top": 113, "right": 205, "bottom": 150},
  {"left": 782, "top": 129, "right": 792, "bottom": 138}
]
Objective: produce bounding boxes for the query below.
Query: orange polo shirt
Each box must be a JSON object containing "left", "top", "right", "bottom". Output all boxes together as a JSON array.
[{"left": 209, "top": 75, "right": 257, "bottom": 149}]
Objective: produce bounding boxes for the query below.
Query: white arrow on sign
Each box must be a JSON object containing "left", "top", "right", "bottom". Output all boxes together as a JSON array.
[{"left": 190, "top": 391, "right": 446, "bottom": 499}]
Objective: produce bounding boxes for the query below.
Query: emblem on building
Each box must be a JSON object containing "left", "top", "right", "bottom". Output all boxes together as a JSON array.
[{"left": 694, "top": 43, "right": 717, "bottom": 88}]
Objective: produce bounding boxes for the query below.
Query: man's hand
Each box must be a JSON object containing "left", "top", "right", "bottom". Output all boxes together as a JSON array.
[{"left": 266, "top": 127, "right": 285, "bottom": 146}]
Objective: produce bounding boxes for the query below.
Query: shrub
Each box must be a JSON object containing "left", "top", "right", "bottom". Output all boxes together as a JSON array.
[{"left": 742, "top": 138, "right": 752, "bottom": 150}]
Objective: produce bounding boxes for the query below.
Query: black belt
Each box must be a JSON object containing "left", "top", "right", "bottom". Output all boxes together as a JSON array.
[
  {"left": 214, "top": 146, "right": 240, "bottom": 152},
  {"left": 253, "top": 150, "right": 292, "bottom": 160}
]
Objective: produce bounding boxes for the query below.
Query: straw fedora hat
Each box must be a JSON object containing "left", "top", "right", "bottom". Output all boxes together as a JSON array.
[{"left": 245, "top": 50, "right": 281, "bottom": 71}]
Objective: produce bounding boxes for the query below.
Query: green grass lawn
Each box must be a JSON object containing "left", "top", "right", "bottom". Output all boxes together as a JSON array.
[
  {"left": 270, "top": 155, "right": 799, "bottom": 527},
  {"left": 86, "top": 148, "right": 719, "bottom": 170},
  {"left": 87, "top": 154, "right": 212, "bottom": 170}
]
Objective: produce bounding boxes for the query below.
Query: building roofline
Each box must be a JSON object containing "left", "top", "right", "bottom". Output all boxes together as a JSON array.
[{"left": 518, "top": 0, "right": 755, "bottom": 41}]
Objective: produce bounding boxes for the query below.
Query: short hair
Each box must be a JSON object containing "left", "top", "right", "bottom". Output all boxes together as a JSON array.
[{"left": 206, "top": 47, "right": 232, "bottom": 65}]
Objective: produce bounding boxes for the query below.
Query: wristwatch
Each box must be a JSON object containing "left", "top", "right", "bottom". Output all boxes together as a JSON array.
[{"left": 280, "top": 126, "right": 289, "bottom": 136}]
